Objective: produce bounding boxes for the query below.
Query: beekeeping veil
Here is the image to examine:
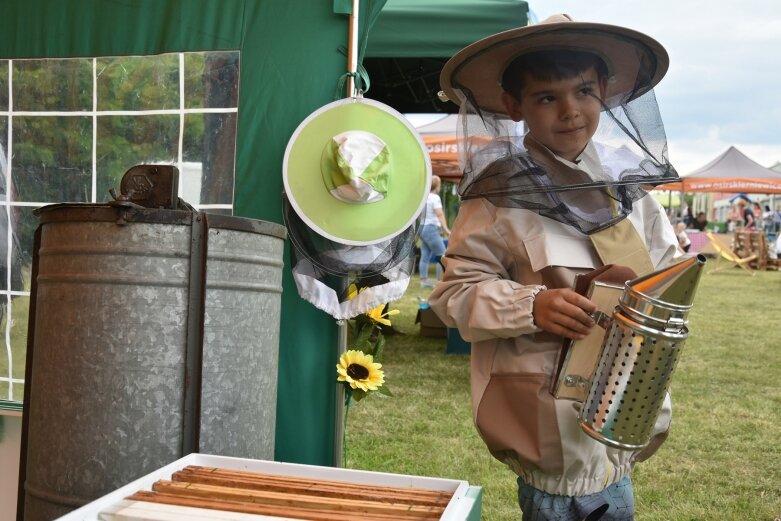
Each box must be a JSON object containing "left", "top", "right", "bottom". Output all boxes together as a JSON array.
[
  {"left": 439, "top": 14, "right": 678, "bottom": 235},
  {"left": 283, "top": 97, "right": 431, "bottom": 320}
]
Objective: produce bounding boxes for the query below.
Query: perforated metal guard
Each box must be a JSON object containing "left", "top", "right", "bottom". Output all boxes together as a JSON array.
[{"left": 579, "top": 312, "right": 687, "bottom": 449}]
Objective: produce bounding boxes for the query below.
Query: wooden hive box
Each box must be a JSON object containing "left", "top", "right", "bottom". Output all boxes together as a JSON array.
[{"left": 55, "top": 454, "right": 482, "bottom": 521}]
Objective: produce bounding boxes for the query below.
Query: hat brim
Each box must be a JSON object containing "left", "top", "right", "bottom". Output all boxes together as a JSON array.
[
  {"left": 440, "top": 21, "right": 669, "bottom": 115},
  {"left": 283, "top": 98, "right": 431, "bottom": 246}
]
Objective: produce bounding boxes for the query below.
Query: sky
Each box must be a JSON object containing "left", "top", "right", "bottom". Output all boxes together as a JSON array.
[{"left": 412, "top": 0, "right": 781, "bottom": 176}]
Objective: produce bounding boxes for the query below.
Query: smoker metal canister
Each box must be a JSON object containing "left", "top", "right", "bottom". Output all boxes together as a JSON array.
[
  {"left": 20, "top": 203, "right": 286, "bottom": 521},
  {"left": 578, "top": 254, "right": 706, "bottom": 450}
]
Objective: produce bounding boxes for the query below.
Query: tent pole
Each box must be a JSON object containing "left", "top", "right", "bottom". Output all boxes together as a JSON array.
[
  {"left": 333, "top": 316, "right": 348, "bottom": 467},
  {"left": 334, "top": 0, "right": 361, "bottom": 468},
  {"left": 346, "top": 0, "right": 360, "bottom": 98}
]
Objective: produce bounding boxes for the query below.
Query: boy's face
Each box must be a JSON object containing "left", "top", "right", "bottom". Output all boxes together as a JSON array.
[{"left": 501, "top": 66, "right": 606, "bottom": 162}]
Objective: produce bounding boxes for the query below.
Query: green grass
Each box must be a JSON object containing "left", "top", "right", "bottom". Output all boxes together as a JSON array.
[{"left": 345, "top": 268, "right": 781, "bottom": 520}]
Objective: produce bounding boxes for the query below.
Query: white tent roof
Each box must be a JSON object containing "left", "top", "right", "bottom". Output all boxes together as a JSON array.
[
  {"left": 662, "top": 146, "right": 781, "bottom": 193},
  {"left": 414, "top": 114, "right": 458, "bottom": 134},
  {"left": 684, "top": 146, "right": 781, "bottom": 179}
]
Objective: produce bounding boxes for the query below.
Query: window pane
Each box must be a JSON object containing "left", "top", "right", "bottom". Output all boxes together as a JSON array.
[
  {"left": 97, "top": 55, "right": 180, "bottom": 111},
  {"left": 96, "top": 115, "right": 179, "bottom": 200},
  {"left": 0, "top": 212, "right": 9, "bottom": 290},
  {"left": 0, "top": 297, "right": 8, "bottom": 400},
  {"left": 4, "top": 52, "right": 240, "bottom": 405},
  {"left": 13, "top": 59, "right": 93, "bottom": 112},
  {"left": 0, "top": 117, "right": 7, "bottom": 165},
  {"left": 13, "top": 207, "right": 36, "bottom": 290},
  {"left": 0, "top": 293, "right": 26, "bottom": 402},
  {"left": 183, "top": 112, "right": 236, "bottom": 205},
  {"left": 0, "top": 61, "right": 8, "bottom": 111},
  {"left": 184, "top": 51, "right": 239, "bottom": 109},
  {"left": 10, "top": 295, "right": 29, "bottom": 401},
  {"left": 12, "top": 116, "right": 92, "bottom": 202}
]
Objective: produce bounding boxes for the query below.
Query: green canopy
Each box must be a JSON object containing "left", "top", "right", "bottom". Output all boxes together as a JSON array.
[
  {"left": 365, "top": 0, "right": 529, "bottom": 113},
  {"left": 367, "top": 0, "right": 529, "bottom": 57}
]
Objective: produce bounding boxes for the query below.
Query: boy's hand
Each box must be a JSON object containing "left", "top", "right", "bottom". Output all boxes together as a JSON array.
[{"left": 532, "top": 289, "right": 597, "bottom": 340}]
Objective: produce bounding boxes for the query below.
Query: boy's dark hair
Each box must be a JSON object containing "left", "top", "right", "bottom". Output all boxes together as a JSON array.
[{"left": 500, "top": 49, "right": 609, "bottom": 99}]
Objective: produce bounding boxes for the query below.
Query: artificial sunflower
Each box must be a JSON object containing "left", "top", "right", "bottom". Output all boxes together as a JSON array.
[
  {"left": 336, "top": 349, "right": 385, "bottom": 392},
  {"left": 346, "top": 283, "right": 361, "bottom": 301},
  {"left": 365, "top": 304, "right": 400, "bottom": 327}
]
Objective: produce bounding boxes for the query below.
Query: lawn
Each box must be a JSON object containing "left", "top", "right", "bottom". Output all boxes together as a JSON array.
[{"left": 344, "top": 266, "right": 781, "bottom": 520}]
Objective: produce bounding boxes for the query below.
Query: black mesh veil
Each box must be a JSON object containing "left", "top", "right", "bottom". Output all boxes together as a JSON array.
[
  {"left": 450, "top": 43, "right": 679, "bottom": 234},
  {"left": 283, "top": 194, "right": 418, "bottom": 319}
]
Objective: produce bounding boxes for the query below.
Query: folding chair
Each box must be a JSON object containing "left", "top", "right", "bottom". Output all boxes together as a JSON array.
[{"left": 704, "top": 231, "right": 757, "bottom": 275}]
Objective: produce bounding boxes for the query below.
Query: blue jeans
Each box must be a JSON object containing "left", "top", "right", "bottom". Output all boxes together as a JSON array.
[
  {"left": 517, "top": 476, "right": 635, "bottom": 520},
  {"left": 419, "top": 224, "right": 446, "bottom": 280}
]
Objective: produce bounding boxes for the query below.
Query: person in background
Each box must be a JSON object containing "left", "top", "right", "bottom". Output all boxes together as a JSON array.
[
  {"left": 418, "top": 175, "right": 450, "bottom": 288},
  {"left": 692, "top": 211, "right": 709, "bottom": 231},
  {"left": 675, "top": 222, "right": 691, "bottom": 253},
  {"left": 684, "top": 206, "right": 694, "bottom": 227},
  {"left": 752, "top": 202, "right": 763, "bottom": 231},
  {"left": 762, "top": 205, "right": 775, "bottom": 234},
  {"left": 726, "top": 203, "right": 740, "bottom": 231},
  {"left": 739, "top": 200, "right": 755, "bottom": 230}
]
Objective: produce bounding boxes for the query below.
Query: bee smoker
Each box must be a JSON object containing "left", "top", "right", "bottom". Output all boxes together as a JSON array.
[{"left": 578, "top": 254, "right": 706, "bottom": 449}]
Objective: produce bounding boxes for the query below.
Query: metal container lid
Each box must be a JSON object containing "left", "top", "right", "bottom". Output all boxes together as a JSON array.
[{"left": 34, "top": 202, "right": 287, "bottom": 240}]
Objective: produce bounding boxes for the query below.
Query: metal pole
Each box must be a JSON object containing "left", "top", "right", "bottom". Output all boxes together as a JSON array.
[
  {"left": 334, "top": 0, "right": 360, "bottom": 467},
  {"left": 345, "top": 0, "right": 360, "bottom": 98},
  {"left": 333, "top": 317, "right": 348, "bottom": 467}
]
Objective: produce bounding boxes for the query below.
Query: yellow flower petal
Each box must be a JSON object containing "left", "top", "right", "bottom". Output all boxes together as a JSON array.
[
  {"left": 365, "top": 304, "right": 400, "bottom": 327},
  {"left": 335, "top": 349, "right": 384, "bottom": 393}
]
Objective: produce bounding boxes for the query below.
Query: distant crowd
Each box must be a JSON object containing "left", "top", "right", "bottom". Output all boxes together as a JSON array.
[{"left": 667, "top": 201, "right": 781, "bottom": 235}]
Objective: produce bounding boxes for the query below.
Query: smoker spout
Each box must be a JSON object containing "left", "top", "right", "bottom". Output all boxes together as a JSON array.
[{"left": 619, "top": 254, "right": 706, "bottom": 329}]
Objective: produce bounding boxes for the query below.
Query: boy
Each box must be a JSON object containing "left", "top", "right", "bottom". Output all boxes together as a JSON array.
[{"left": 430, "top": 14, "right": 681, "bottom": 520}]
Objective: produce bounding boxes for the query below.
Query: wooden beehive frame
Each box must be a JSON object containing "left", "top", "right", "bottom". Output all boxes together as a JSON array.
[
  {"left": 121, "top": 465, "right": 450, "bottom": 520},
  {"left": 55, "top": 453, "right": 478, "bottom": 521}
]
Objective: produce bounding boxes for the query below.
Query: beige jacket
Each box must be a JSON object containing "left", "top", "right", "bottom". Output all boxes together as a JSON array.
[{"left": 429, "top": 195, "right": 679, "bottom": 496}]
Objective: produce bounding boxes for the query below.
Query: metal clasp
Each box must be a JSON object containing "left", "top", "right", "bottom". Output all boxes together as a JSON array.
[
  {"left": 590, "top": 310, "right": 612, "bottom": 329},
  {"left": 564, "top": 375, "right": 590, "bottom": 389}
]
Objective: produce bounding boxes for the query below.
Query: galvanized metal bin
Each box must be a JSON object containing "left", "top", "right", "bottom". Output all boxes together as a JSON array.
[{"left": 19, "top": 203, "right": 286, "bottom": 521}]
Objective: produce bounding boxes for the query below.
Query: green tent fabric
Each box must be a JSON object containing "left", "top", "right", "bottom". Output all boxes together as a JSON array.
[
  {"left": 367, "top": 0, "right": 529, "bottom": 57},
  {"left": 0, "top": 0, "right": 529, "bottom": 470},
  {"left": 0, "top": 0, "right": 345, "bottom": 468},
  {"left": 363, "top": 0, "right": 529, "bottom": 113}
]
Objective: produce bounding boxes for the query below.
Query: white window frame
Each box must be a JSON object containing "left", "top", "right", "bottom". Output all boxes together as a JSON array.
[{"left": 0, "top": 51, "right": 240, "bottom": 403}]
